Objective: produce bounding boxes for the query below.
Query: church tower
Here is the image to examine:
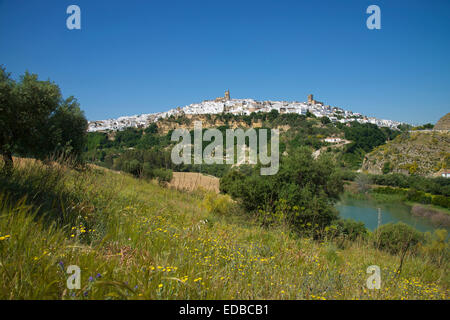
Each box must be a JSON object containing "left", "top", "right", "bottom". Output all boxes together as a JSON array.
[{"left": 225, "top": 89, "right": 230, "bottom": 101}]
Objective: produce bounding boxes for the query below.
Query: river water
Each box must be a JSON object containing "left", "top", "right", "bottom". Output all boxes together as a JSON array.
[{"left": 336, "top": 197, "right": 449, "bottom": 234}]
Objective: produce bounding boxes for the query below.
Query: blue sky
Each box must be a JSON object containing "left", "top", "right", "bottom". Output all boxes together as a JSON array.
[{"left": 0, "top": 0, "right": 449, "bottom": 124}]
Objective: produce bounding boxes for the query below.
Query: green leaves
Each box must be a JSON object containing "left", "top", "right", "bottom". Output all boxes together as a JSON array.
[{"left": 0, "top": 66, "right": 87, "bottom": 165}]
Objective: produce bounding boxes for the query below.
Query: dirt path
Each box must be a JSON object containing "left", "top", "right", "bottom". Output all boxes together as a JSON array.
[{"left": 313, "top": 140, "right": 351, "bottom": 159}]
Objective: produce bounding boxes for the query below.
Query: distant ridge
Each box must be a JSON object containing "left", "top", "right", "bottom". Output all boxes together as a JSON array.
[
  {"left": 434, "top": 113, "right": 450, "bottom": 131},
  {"left": 87, "top": 92, "right": 404, "bottom": 132}
]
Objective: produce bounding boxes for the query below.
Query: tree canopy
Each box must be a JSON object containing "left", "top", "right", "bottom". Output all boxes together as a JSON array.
[{"left": 0, "top": 66, "right": 88, "bottom": 172}]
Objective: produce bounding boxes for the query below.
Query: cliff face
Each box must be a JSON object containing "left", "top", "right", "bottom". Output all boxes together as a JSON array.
[
  {"left": 434, "top": 113, "right": 450, "bottom": 131},
  {"left": 361, "top": 131, "right": 450, "bottom": 176},
  {"left": 155, "top": 114, "right": 288, "bottom": 135}
]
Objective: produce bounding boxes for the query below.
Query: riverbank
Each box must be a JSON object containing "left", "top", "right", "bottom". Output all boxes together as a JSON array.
[{"left": 342, "top": 181, "right": 450, "bottom": 228}]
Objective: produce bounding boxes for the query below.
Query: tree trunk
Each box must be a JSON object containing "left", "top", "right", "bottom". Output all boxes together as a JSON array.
[{"left": 2, "top": 152, "right": 13, "bottom": 174}]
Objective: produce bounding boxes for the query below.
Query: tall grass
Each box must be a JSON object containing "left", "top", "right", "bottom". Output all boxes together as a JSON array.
[{"left": 0, "top": 159, "right": 448, "bottom": 299}]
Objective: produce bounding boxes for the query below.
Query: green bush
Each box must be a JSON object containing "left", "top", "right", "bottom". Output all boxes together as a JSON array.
[
  {"left": 372, "top": 186, "right": 406, "bottom": 195},
  {"left": 382, "top": 162, "right": 392, "bottom": 174},
  {"left": 335, "top": 219, "right": 367, "bottom": 241},
  {"left": 406, "top": 189, "right": 432, "bottom": 204},
  {"left": 202, "top": 192, "right": 234, "bottom": 216},
  {"left": 153, "top": 168, "right": 173, "bottom": 185},
  {"left": 420, "top": 229, "right": 449, "bottom": 266},
  {"left": 431, "top": 195, "right": 450, "bottom": 209},
  {"left": 374, "top": 222, "right": 424, "bottom": 255},
  {"left": 220, "top": 147, "right": 343, "bottom": 235}
]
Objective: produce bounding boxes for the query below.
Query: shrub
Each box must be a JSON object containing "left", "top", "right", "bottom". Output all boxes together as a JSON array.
[
  {"left": 202, "top": 192, "right": 234, "bottom": 216},
  {"left": 355, "top": 174, "right": 371, "bottom": 193},
  {"left": 153, "top": 168, "right": 173, "bottom": 186},
  {"left": 335, "top": 219, "right": 367, "bottom": 241},
  {"left": 142, "top": 162, "right": 154, "bottom": 179},
  {"left": 374, "top": 222, "right": 424, "bottom": 255},
  {"left": 420, "top": 229, "right": 449, "bottom": 266},
  {"left": 431, "top": 195, "right": 450, "bottom": 209},
  {"left": 220, "top": 147, "right": 343, "bottom": 234},
  {"left": 406, "top": 189, "right": 432, "bottom": 204},
  {"left": 382, "top": 161, "right": 392, "bottom": 174},
  {"left": 372, "top": 186, "right": 406, "bottom": 196}
]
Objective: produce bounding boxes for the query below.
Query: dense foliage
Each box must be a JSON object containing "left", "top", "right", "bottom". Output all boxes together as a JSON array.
[
  {"left": 374, "top": 222, "right": 425, "bottom": 255},
  {"left": 220, "top": 147, "right": 344, "bottom": 236},
  {"left": 370, "top": 173, "right": 450, "bottom": 197},
  {"left": 336, "top": 122, "right": 400, "bottom": 169},
  {"left": 0, "top": 66, "right": 87, "bottom": 171}
]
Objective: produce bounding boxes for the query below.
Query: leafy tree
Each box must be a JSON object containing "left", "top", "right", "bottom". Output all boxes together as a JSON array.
[
  {"left": 321, "top": 116, "right": 331, "bottom": 125},
  {"left": 0, "top": 66, "right": 87, "bottom": 172},
  {"left": 220, "top": 147, "right": 344, "bottom": 235},
  {"left": 45, "top": 96, "right": 88, "bottom": 160}
]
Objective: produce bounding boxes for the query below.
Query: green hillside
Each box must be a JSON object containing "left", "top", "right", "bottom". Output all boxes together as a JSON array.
[
  {"left": 362, "top": 131, "right": 450, "bottom": 176},
  {"left": 84, "top": 112, "right": 401, "bottom": 177},
  {"left": 0, "top": 159, "right": 448, "bottom": 299}
]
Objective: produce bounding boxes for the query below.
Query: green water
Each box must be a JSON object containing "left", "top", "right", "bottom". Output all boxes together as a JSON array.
[{"left": 336, "top": 197, "right": 449, "bottom": 234}]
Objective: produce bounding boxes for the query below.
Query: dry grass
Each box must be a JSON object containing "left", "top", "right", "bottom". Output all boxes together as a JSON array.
[{"left": 169, "top": 172, "right": 220, "bottom": 193}]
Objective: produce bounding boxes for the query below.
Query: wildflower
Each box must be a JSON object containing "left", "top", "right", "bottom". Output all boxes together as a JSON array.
[
  {"left": 96, "top": 273, "right": 102, "bottom": 278},
  {"left": 158, "top": 284, "right": 163, "bottom": 288}
]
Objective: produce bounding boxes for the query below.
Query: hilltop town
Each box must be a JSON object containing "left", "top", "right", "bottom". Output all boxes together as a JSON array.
[{"left": 88, "top": 91, "right": 404, "bottom": 132}]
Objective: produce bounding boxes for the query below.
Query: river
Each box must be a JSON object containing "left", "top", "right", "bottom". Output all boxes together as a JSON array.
[{"left": 336, "top": 197, "right": 450, "bottom": 234}]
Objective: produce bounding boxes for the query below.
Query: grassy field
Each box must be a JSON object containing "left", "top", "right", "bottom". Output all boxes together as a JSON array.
[
  {"left": 169, "top": 172, "right": 220, "bottom": 193},
  {"left": 0, "top": 159, "right": 448, "bottom": 299}
]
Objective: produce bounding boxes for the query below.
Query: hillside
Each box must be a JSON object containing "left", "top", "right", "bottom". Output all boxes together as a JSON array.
[
  {"left": 361, "top": 131, "right": 450, "bottom": 176},
  {"left": 85, "top": 111, "right": 402, "bottom": 177},
  {"left": 87, "top": 93, "right": 403, "bottom": 132},
  {"left": 0, "top": 159, "right": 448, "bottom": 299},
  {"left": 435, "top": 113, "right": 450, "bottom": 131}
]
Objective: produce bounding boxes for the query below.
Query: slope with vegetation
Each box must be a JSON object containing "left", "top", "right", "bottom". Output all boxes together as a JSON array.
[
  {"left": 0, "top": 158, "right": 448, "bottom": 299},
  {"left": 1, "top": 66, "right": 448, "bottom": 300},
  {"left": 83, "top": 112, "right": 402, "bottom": 178},
  {"left": 434, "top": 113, "right": 450, "bottom": 131},
  {"left": 361, "top": 131, "right": 450, "bottom": 176}
]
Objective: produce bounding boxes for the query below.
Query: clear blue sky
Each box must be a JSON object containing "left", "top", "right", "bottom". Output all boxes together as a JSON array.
[{"left": 1, "top": 0, "right": 449, "bottom": 124}]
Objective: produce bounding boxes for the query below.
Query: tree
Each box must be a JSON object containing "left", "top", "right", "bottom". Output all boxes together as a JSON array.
[
  {"left": 46, "top": 96, "right": 88, "bottom": 160},
  {"left": 321, "top": 116, "right": 331, "bottom": 125},
  {"left": 0, "top": 66, "right": 87, "bottom": 172},
  {"left": 0, "top": 66, "right": 16, "bottom": 172},
  {"left": 220, "top": 147, "right": 344, "bottom": 234},
  {"left": 355, "top": 173, "right": 371, "bottom": 193}
]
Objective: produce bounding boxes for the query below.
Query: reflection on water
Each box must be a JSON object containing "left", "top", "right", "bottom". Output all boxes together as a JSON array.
[{"left": 336, "top": 197, "right": 450, "bottom": 234}]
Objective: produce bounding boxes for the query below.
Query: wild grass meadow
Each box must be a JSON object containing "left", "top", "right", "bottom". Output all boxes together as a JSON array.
[{"left": 0, "top": 158, "right": 448, "bottom": 299}]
